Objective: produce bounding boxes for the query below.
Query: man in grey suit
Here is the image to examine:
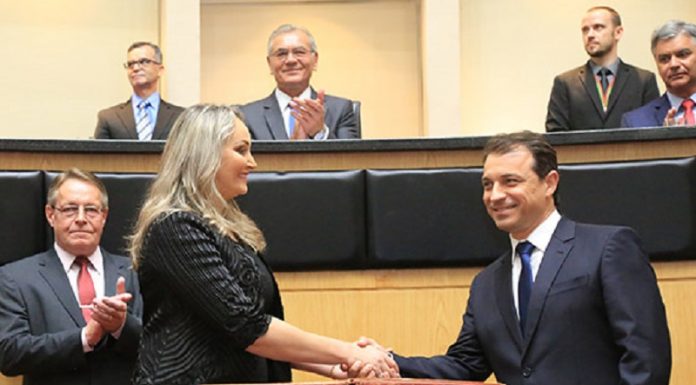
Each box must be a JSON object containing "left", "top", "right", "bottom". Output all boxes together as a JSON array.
[
  {"left": 358, "top": 132, "right": 671, "bottom": 385},
  {"left": 0, "top": 169, "right": 142, "bottom": 385},
  {"left": 94, "top": 42, "right": 184, "bottom": 140},
  {"left": 240, "top": 24, "right": 359, "bottom": 140},
  {"left": 545, "top": 6, "right": 659, "bottom": 131}
]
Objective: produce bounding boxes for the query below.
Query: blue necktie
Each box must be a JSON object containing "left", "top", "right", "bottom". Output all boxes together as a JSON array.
[
  {"left": 287, "top": 104, "right": 295, "bottom": 137},
  {"left": 136, "top": 101, "right": 153, "bottom": 140},
  {"left": 517, "top": 241, "right": 535, "bottom": 336}
]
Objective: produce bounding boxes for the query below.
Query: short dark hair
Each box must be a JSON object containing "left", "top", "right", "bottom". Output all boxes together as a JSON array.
[
  {"left": 483, "top": 131, "right": 559, "bottom": 205},
  {"left": 128, "top": 41, "right": 163, "bottom": 63},
  {"left": 586, "top": 6, "right": 622, "bottom": 27},
  {"left": 47, "top": 168, "right": 109, "bottom": 209}
]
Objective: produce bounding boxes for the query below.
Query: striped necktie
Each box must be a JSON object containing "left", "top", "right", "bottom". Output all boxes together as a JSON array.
[
  {"left": 287, "top": 103, "right": 295, "bottom": 137},
  {"left": 136, "top": 101, "right": 154, "bottom": 140}
]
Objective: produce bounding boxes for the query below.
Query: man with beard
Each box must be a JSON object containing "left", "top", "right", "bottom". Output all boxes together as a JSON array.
[
  {"left": 94, "top": 42, "right": 184, "bottom": 140},
  {"left": 622, "top": 20, "right": 696, "bottom": 127},
  {"left": 545, "top": 6, "right": 659, "bottom": 131}
]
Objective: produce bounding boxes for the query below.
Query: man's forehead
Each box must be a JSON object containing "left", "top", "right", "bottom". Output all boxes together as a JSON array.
[{"left": 272, "top": 32, "right": 310, "bottom": 48}]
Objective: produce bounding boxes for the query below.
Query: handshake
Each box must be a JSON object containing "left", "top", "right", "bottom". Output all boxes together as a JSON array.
[{"left": 330, "top": 337, "right": 401, "bottom": 379}]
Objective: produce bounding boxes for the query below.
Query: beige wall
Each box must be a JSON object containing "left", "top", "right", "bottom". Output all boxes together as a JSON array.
[
  {"left": 200, "top": 0, "right": 422, "bottom": 139},
  {"left": 2, "top": 0, "right": 696, "bottom": 139},
  {"left": 0, "top": 1, "right": 160, "bottom": 139}
]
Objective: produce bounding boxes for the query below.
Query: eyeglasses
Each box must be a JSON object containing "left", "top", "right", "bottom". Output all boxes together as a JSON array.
[
  {"left": 123, "top": 58, "right": 161, "bottom": 69},
  {"left": 270, "top": 47, "right": 314, "bottom": 61},
  {"left": 53, "top": 205, "right": 104, "bottom": 219}
]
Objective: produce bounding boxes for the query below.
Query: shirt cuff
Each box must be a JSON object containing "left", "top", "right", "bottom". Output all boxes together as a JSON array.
[
  {"left": 81, "top": 327, "right": 95, "bottom": 353},
  {"left": 312, "top": 124, "right": 330, "bottom": 140}
]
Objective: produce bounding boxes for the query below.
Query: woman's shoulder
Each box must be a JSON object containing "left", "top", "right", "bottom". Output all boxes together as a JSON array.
[{"left": 148, "top": 210, "right": 216, "bottom": 238}]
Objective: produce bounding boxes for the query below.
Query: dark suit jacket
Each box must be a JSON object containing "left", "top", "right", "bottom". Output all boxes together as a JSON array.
[
  {"left": 94, "top": 98, "right": 184, "bottom": 140},
  {"left": 621, "top": 94, "right": 672, "bottom": 128},
  {"left": 394, "top": 218, "right": 671, "bottom": 385},
  {"left": 0, "top": 249, "right": 143, "bottom": 385},
  {"left": 546, "top": 61, "right": 659, "bottom": 131},
  {"left": 240, "top": 90, "right": 359, "bottom": 140}
]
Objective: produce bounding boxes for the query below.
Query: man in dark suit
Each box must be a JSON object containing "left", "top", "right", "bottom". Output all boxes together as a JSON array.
[
  {"left": 546, "top": 6, "right": 659, "bottom": 131},
  {"left": 359, "top": 131, "right": 671, "bottom": 385},
  {"left": 240, "top": 24, "right": 359, "bottom": 140},
  {"left": 94, "top": 42, "right": 184, "bottom": 140},
  {"left": 0, "top": 169, "right": 142, "bottom": 385},
  {"left": 622, "top": 20, "right": 696, "bottom": 128}
]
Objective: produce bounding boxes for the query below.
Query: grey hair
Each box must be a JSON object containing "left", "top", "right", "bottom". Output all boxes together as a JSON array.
[
  {"left": 129, "top": 104, "right": 266, "bottom": 268},
  {"left": 651, "top": 20, "right": 696, "bottom": 53},
  {"left": 128, "top": 41, "right": 163, "bottom": 63},
  {"left": 266, "top": 24, "right": 318, "bottom": 56},
  {"left": 47, "top": 168, "right": 109, "bottom": 209}
]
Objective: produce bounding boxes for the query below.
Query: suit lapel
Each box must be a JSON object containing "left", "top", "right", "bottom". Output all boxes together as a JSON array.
[
  {"left": 263, "top": 93, "right": 289, "bottom": 140},
  {"left": 580, "top": 64, "right": 605, "bottom": 119},
  {"left": 653, "top": 95, "right": 671, "bottom": 126},
  {"left": 521, "top": 218, "right": 575, "bottom": 357},
  {"left": 37, "top": 250, "right": 85, "bottom": 326},
  {"left": 102, "top": 249, "right": 130, "bottom": 296},
  {"left": 115, "top": 99, "right": 138, "bottom": 139},
  {"left": 606, "top": 61, "right": 630, "bottom": 116},
  {"left": 494, "top": 254, "right": 524, "bottom": 351},
  {"left": 152, "top": 100, "right": 175, "bottom": 140}
]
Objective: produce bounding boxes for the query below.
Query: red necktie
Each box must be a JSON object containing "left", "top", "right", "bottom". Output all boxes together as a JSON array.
[
  {"left": 682, "top": 99, "right": 695, "bottom": 126},
  {"left": 75, "top": 257, "right": 96, "bottom": 322}
]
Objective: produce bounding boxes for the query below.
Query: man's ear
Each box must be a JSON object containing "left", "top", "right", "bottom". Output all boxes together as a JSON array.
[
  {"left": 544, "top": 170, "right": 560, "bottom": 197},
  {"left": 45, "top": 204, "right": 56, "bottom": 228}
]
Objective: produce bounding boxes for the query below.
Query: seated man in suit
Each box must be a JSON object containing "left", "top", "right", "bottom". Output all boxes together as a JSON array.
[
  {"left": 0, "top": 169, "right": 142, "bottom": 385},
  {"left": 622, "top": 20, "right": 696, "bottom": 128},
  {"left": 546, "top": 6, "right": 659, "bottom": 131},
  {"left": 94, "top": 42, "right": 184, "bottom": 140},
  {"left": 358, "top": 131, "right": 671, "bottom": 385},
  {"left": 240, "top": 24, "right": 359, "bottom": 140}
]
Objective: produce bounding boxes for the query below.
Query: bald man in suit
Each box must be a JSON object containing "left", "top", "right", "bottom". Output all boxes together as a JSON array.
[{"left": 95, "top": 42, "right": 183, "bottom": 140}]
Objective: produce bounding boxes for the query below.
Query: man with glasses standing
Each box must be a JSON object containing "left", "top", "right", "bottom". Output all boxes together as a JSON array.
[
  {"left": 0, "top": 169, "right": 142, "bottom": 385},
  {"left": 94, "top": 42, "right": 183, "bottom": 140},
  {"left": 241, "top": 24, "right": 359, "bottom": 140}
]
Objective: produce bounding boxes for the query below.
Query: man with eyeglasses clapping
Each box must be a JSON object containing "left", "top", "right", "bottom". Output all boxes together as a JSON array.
[
  {"left": 0, "top": 168, "right": 142, "bottom": 385},
  {"left": 241, "top": 24, "right": 360, "bottom": 140},
  {"left": 94, "top": 42, "right": 184, "bottom": 140}
]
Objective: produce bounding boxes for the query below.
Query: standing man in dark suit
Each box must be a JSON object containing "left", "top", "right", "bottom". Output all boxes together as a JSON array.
[
  {"left": 546, "top": 6, "right": 659, "bottom": 131},
  {"left": 0, "top": 169, "right": 142, "bottom": 385},
  {"left": 94, "top": 42, "right": 184, "bottom": 140},
  {"left": 622, "top": 20, "right": 696, "bottom": 128},
  {"left": 240, "top": 24, "right": 359, "bottom": 140},
  {"left": 359, "top": 131, "right": 671, "bottom": 385}
]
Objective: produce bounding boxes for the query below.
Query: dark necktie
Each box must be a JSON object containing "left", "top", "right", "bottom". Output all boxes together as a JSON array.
[
  {"left": 598, "top": 68, "right": 612, "bottom": 93},
  {"left": 75, "top": 256, "right": 96, "bottom": 322},
  {"left": 517, "top": 241, "right": 535, "bottom": 336},
  {"left": 682, "top": 99, "right": 695, "bottom": 126}
]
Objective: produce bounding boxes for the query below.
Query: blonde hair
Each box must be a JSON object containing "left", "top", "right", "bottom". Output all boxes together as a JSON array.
[{"left": 129, "top": 104, "right": 265, "bottom": 268}]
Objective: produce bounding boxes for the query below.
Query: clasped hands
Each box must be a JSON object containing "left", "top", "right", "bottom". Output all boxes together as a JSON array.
[
  {"left": 663, "top": 107, "right": 691, "bottom": 126},
  {"left": 332, "top": 337, "right": 401, "bottom": 379},
  {"left": 289, "top": 90, "right": 326, "bottom": 140},
  {"left": 84, "top": 276, "right": 133, "bottom": 347}
]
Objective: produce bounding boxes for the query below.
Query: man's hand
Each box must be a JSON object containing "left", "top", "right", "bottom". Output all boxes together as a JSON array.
[
  {"left": 84, "top": 319, "right": 105, "bottom": 348},
  {"left": 663, "top": 107, "right": 685, "bottom": 126},
  {"left": 290, "top": 90, "right": 326, "bottom": 139},
  {"left": 90, "top": 277, "right": 132, "bottom": 333}
]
